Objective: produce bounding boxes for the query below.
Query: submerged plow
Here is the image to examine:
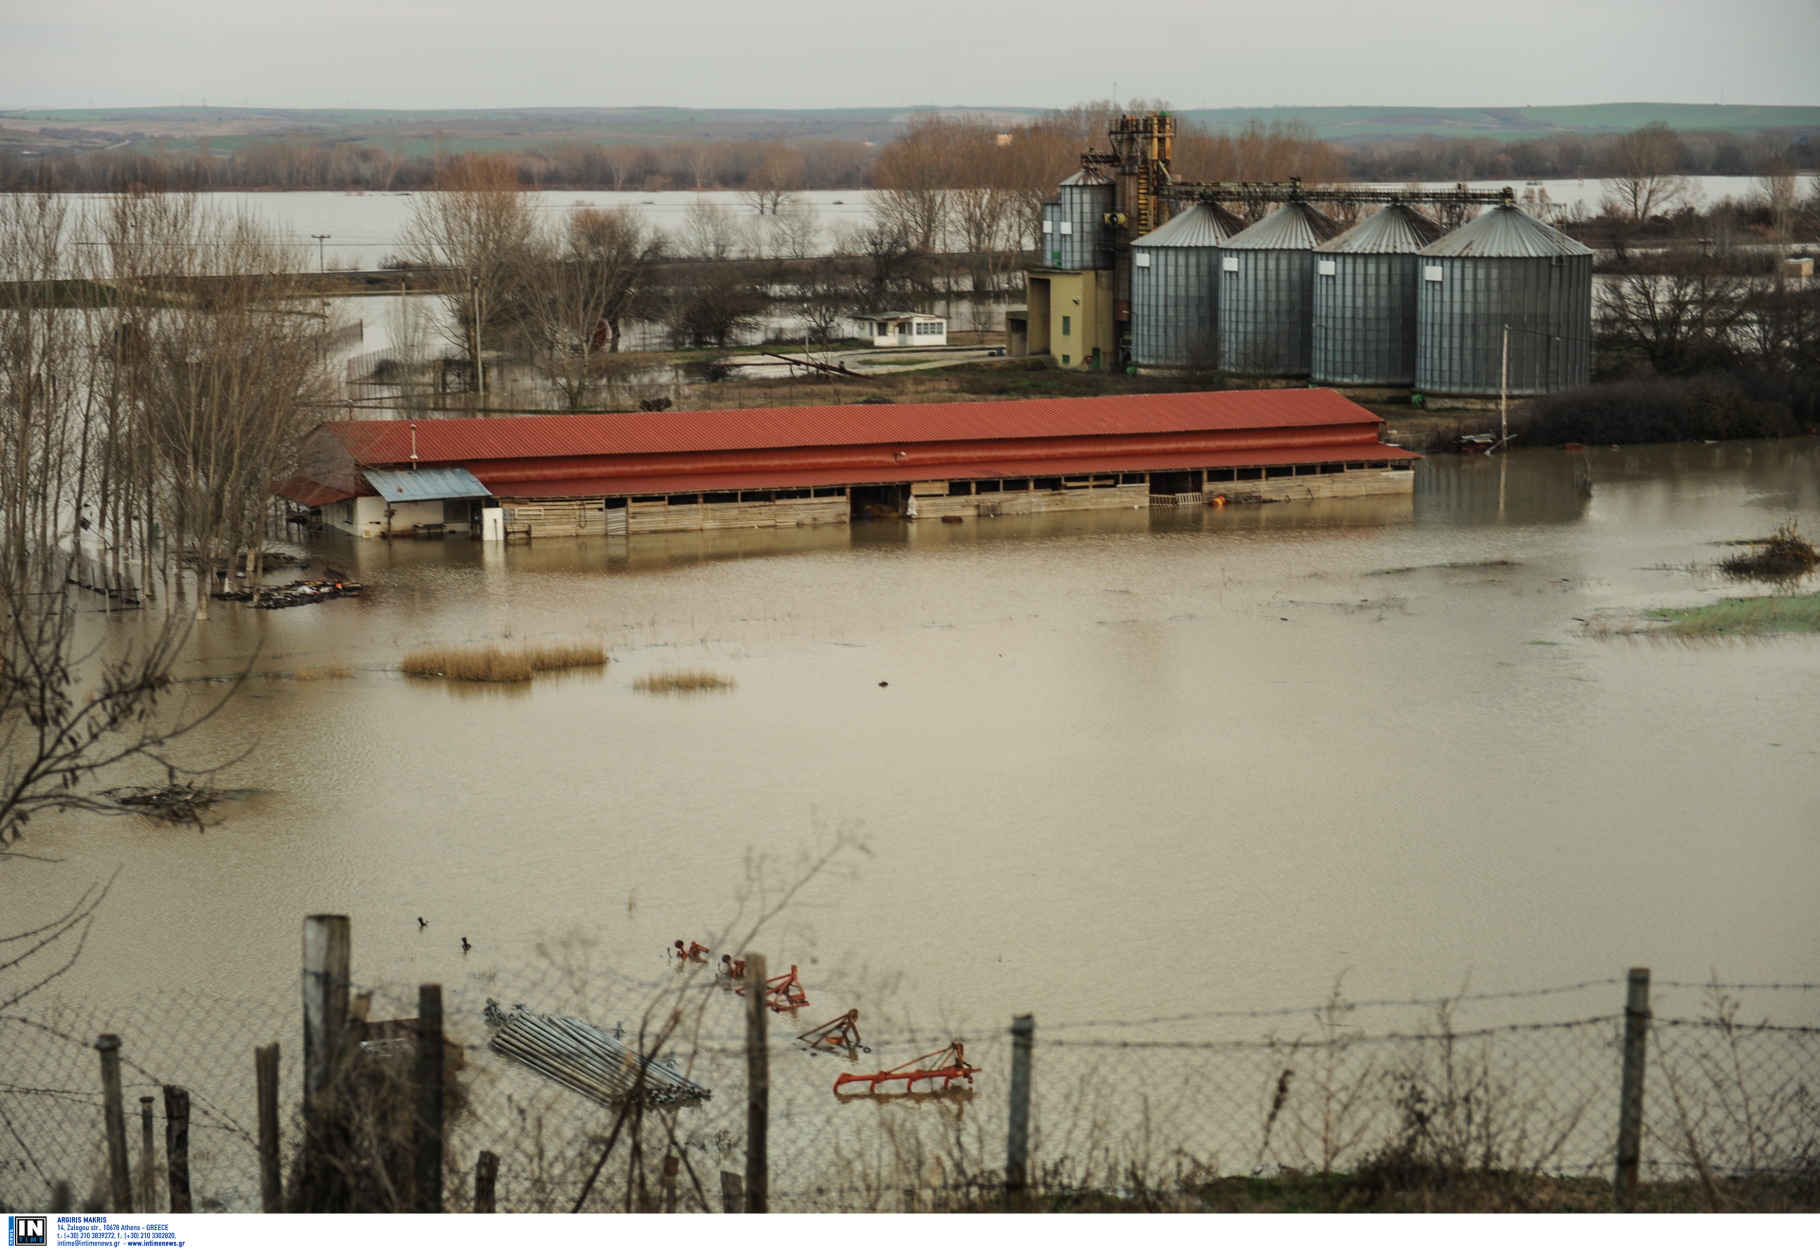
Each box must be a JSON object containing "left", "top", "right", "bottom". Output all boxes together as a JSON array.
[
  {"left": 834, "top": 1042, "right": 978, "bottom": 1097},
  {"left": 798, "top": 1009, "right": 869, "bottom": 1056},
  {"left": 735, "top": 963, "right": 810, "bottom": 1013}
]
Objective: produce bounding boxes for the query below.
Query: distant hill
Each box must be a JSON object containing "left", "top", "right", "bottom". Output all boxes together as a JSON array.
[{"left": 1177, "top": 103, "right": 1820, "bottom": 142}]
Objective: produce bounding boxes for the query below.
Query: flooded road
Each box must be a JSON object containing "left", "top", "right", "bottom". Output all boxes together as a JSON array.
[{"left": 9, "top": 441, "right": 1819, "bottom": 1031}]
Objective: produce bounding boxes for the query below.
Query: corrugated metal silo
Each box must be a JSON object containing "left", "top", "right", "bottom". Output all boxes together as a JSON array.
[
  {"left": 1130, "top": 203, "right": 1245, "bottom": 368},
  {"left": 1414, "top": 205, "right": 1593, "bottom": 396},
  {"left": 1311, "top": 204, "right": 1443, "bottom": 386},
  {"left": 1052, "top": 170, "right": 1114, "bottom": 270},
  {"left": 1040, "top": 197, "right": 1063, "bottom": 266},
  {"left": 1217, "top": 201, "right": 1342, "bottom": 377}
]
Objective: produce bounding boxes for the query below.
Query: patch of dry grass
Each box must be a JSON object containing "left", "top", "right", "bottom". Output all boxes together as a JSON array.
[
  {"left": 292, "top": 665, "right": 354, "bottom": 680},
  {"left": 403, "top": 641, "right": 608, "bottom": 683},
  {"left": 633, "top": 667, "right": 737, "bottom": 695}
]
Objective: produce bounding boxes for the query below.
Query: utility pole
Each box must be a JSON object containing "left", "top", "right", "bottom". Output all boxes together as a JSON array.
[
  {"left": 470, "top": 274, "right": 484, "bottom": 399},
  {"left": 310, "top": 234, "right": 330, "bottom": 274},
  {"left": 1499, "top": 323, "right": 1510, "bottom": 450}
]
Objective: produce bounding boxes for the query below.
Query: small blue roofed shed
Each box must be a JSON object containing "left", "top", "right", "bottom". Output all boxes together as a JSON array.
[{"left": 362, "top": 467, "right": 492, "bottom": 502}]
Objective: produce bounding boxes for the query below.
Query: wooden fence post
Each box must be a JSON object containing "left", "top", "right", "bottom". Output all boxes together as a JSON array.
[
  {"left": 414, "top": 984, "right": 444, "bottom": 1213},
  {"left": 1613, "top": 967, "right": 1651, "bottom": 1212},
  {"left": 719, "top": 1170, "right": 743, "bottom": 1214},
  {"left": 163, "top": 1086, "right": 191, "bottom": 1213},
  {"left": 95, "top": 1035, "right": 131, "bottom": 1212},
  {"left": 661, "top": 1151, "right": 679, "bottom": 1213},
  {"left": 473, "top": 1151, "right": 499, "bottom": 1213},
  {"left": 300, "top": 915, "right": 350, "bottom": 1212},
  {"left": 49, "top": 1180, "right": 72, "bottom": 1213},
  {"left": 138, "top": 1096, "right": 156, "bottom": 1211},
  {"left": 255, "top": 1044, "right": 282, "bottom": 1212},
  {"left": 1005, "top": 1014, "right": 1035, "bottom": 1212},
  {"left": 743, "top": 953, "right": 768, "bottom": 1214}
]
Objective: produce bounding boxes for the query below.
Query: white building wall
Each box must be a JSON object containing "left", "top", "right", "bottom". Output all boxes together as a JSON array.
[{"left": 324, "top": 496, "right": 451, "bottom": 538}]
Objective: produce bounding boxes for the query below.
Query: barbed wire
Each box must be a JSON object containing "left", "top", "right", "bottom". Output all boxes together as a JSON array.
[
  {"left": 4, "top": 970, "right": 1814, "bottom": 1214},
  {"left": 1038, "top": 977, "right": 1630, "bottom": 1032},
  {"left": 1047, "top": 1014, "right": 1626, "bottom": 1050}
]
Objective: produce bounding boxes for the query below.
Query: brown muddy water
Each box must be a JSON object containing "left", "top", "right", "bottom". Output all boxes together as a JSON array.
[{"left": 8, "top": 440, "right": 1820, "bottom": 1033}]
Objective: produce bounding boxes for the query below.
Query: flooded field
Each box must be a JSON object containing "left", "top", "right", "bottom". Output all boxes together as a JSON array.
[{"left": 8, "top": 441, "right": 1819, "bottom": 1035}]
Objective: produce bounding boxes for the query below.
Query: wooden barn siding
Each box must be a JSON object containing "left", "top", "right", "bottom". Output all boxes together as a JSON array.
[
  {"left": 914, "top": 483, "right": 1151, "bottom": 519},
  {"left": 499, "top": 499, "right": 614, "bottom": 538},
  {"left": 627, "top": 495, "right": 848, "bottom": 536},
  {"left": 500, "top": 467, "right": 1411, "bottom": 536},
  {"left": 1207, "top": 468, "right": 1414, "bottom": 505}
]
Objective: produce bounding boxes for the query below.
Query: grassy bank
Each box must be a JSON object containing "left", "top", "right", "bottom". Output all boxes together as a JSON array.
[{"left": 1646, "top": 590, "right": 1820, "bottom": 636}]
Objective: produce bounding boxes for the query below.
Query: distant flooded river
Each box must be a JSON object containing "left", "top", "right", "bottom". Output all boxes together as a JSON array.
[{"left": 9, "top": 441, "right": 1819, "bottom": 1031}]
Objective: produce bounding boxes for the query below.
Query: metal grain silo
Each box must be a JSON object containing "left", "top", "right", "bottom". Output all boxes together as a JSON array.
[
  {"left": 1052, "top": 170, "right": 1114, "bottom": 270},
  {"left": 1217, "top": 201, "right": 1342, "bottom": 377},
  {"left": 1130, "top": 202, "right": 1245, "bottom": 368},
  {"left": 1311, "top": 204, "right": 1443, "bottom": 386},
  {"left": 1414, "top": 204, "right": 1593, "bottom": 396}
]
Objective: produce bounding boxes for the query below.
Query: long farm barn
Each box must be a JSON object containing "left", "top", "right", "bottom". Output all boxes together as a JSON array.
[{"left": 281, "top": 390, "right": 1419, "bottom": 539}]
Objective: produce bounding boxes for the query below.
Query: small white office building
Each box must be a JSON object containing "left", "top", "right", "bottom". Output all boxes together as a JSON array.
[{"left": 858, "top": 313, "right": 948, "bottom": 348}]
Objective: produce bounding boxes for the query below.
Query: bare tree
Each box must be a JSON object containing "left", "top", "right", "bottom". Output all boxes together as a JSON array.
[
  {"left": 760, "top": 197, "right": 821, "bottom": 260},
  {"left": 870, "top": 115, "right": 957, "bottom": 254},
  {"left": 673, "top": 199, "right": 750, "bottom": 261},
  {"left": 526, "top": 207, "right": 659, "bottom": 409},
  {"left": 1757, "top": 163, "right": 1799, "bottom": 245},
  {"left": 1597, "top": 248, "right": 1750, "bottom": 374},
  {"left": 741, "top": 145, "right": 805, "bottom": 216},
  {"left": 101, "top": 197, "right": 338, "bottom": 613},
  {"left": 0, "top": 193, "right": 283, "bottom": 1009},
  {"left": 1602, "top": 122, "right": 1695, "bottom": 222},
  {"left": 397, "top": 154, "right": 541, "bottom": 388}
]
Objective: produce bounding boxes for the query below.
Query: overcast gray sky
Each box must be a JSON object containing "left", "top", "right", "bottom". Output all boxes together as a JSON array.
[{"left": 3, "top": 0, "right": 1816, "bottom": 112}]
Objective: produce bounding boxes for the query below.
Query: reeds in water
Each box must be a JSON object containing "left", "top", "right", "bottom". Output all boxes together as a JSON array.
[
  {"left": 402, "top": 641, "right": 608, "bottom": 683},
  {"left": 633, "top": 667, "right": 737, "bottom": 695},
  {"left": 1718, "top": 519, "right": 1819, "bottom": 582}
]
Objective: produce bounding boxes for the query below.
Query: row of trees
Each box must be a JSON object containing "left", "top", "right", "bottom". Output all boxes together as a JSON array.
[
  {"left": 8, "top": 112, "right": 1809, "bottom": 196},
  {"left": 2, "top": 193, "right": 340, "bottom": 998},
  {"left": 1, "top": 193, "right": 336, "bottom": 615},
  {"left": 0, "top": 136, "right": 876, "bottom": 196}
]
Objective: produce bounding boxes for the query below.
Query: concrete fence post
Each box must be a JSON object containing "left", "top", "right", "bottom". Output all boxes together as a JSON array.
[
  {"left": 137, "top": 1096, "right": 156, "bottom": 1211},
  {"left": 95, "top": 1035, "right": 131, "bottom": 1212},
  {"left": 1613, "top": 967, "right": 1651, "bottom": 1212},
  {"left": 300, "top": 915, "right": 350, "bottom": 1212},
  {"left": 1005, "top": 1014, "right": 1035, "bottom": 1212}
]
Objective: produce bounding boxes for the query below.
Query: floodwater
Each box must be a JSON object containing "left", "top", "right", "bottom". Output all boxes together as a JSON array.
[
  {"left": 45, "top": 176, "right": 1784, "bottom": 271},
  {"left": 7, "top": 441, "right": 1819, "bottom": 1033}
]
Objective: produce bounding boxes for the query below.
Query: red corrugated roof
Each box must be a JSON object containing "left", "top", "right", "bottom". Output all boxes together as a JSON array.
[
  {"left": 325, "top": 390, "right": 1382, "bottom": 466},
  {"left": 276, "top": 476, "right": 355, "bottom": 508},
  {"left": 486, "top": 442, "right": 1418, "bottom": 499}
]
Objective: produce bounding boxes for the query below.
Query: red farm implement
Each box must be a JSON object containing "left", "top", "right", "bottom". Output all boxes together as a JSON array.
[
  {"left": 798, "top": 1009, "right": 869, "bottom": 1055},
  {"left": 833, "top": 1043, "right": 978, "bottom": 1096},
  {"left": 673, "top": 939, "right": 709, "bottom": 963},
  {"left": 734, "top": 964, "right": 810, "bottom": 1013}
]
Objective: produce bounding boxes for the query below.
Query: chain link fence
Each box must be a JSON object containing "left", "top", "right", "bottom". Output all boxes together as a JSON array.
[{"left": 3, "top": 961, "right": 1814, "bottom": 1214}]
